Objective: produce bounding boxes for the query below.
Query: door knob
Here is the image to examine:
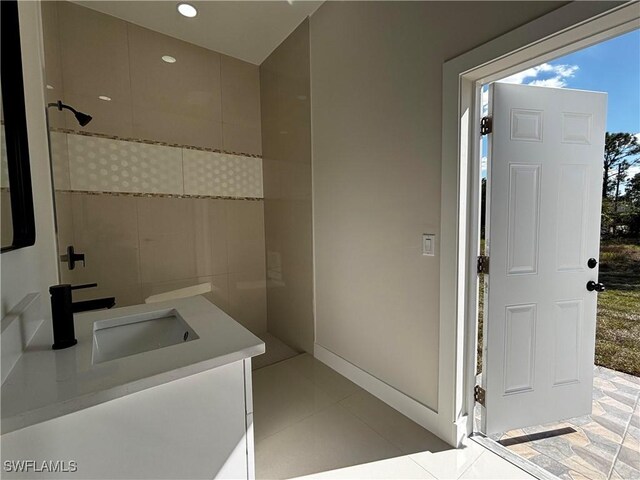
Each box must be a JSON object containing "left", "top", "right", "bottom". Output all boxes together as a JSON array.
[{"left": 586, "top": 281, "right": 605, "bottom": 292}]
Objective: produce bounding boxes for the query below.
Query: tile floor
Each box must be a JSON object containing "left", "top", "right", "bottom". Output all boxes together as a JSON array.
[
  {"left": 252, "top": 353, "right": 535, "bottom": 479},
  {"left": 495, "top": 366, "right": 640, "bottom": 480},
  {"left": 253, "top": 332, "right": 300, "bottom": 370}
]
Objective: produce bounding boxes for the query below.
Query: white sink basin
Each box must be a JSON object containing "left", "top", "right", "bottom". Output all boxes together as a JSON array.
[{"left": 92, "top": 308, "right": 199, "bottom": 364}]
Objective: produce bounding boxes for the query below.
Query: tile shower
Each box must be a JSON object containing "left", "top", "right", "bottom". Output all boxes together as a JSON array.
[{"left": 41, "top": 1, "right": 304, "bottom": 365}]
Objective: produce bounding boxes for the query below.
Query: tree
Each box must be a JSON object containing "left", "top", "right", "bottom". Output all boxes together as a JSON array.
[
  {"left": 623, "top": 173, "right": 640, "bottom": 237},
  {"left": 626, "top": 172, "right": 640, "bottom": 206},
  {"left": 603, "top": 132, "right": 640, "bottom": 202}
]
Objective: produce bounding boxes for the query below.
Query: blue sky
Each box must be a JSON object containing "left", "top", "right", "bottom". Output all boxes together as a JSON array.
[{"left": 482, "top": 29, "right": 640, "bottom": 179}]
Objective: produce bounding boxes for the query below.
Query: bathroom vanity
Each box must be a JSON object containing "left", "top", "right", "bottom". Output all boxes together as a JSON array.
[{"left": 1, "top": 296, "right": 265, "bottom": 479}]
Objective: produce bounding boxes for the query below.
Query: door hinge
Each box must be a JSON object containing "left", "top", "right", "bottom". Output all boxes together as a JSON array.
[
  {"left": 474, "top": 385, "right": 486, "bottom": 406},
  {"left": 477, "top": 255, "right": 489, "bottom": 275},
  {"left": 480, "top": 116, "right": 492, "bottom": 135}
]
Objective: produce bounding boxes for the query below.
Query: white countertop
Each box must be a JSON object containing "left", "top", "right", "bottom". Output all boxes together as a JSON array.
[{"left": 1, "top": 296, "right": 265, "bottom": 435}]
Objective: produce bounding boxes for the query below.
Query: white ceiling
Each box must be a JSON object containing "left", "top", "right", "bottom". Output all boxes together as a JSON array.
[{"left": 73, "top": 1, "right": 323, "bottom": 65}]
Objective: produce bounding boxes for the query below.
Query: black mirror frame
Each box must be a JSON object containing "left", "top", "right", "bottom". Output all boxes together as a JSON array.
[{"left": 1, "top": 0, "right": 36, "bottom": 253}]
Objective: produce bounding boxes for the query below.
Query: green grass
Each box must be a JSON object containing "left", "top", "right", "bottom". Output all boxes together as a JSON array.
[
  {"left": 476, "top": 241, "right": 640, "bottom": 377},
  {"left": 596, "top": 241, "right": 640, "bottom": 376}
]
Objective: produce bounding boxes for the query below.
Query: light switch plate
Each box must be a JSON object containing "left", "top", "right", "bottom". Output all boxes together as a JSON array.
[{"left": 422, "top": 234, "right": 435, "bottom": 256}]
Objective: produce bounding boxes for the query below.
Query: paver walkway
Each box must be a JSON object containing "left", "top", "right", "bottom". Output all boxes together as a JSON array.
[{"left": 496, "top": 366, "right": 640, "bottom": 480}]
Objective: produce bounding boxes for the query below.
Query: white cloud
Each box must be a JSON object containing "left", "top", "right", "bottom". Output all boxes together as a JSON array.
[
  {"left": 499, "top": 63, "right": 579, "bottom": 88},
  {"left": 528, "top": 77, "right": 569, "bottom": 88}
]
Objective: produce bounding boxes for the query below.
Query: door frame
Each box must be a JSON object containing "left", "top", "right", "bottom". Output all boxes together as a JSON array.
[{"left": 440, "top": 1, "right": 640, "bottom": 445}]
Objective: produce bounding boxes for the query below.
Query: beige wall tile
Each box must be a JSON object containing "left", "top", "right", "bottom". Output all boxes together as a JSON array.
[
  {"left": 221, "top": 55, "right": 261, "bottom": 128},
  {"left": 49, "top": 131, "right": 70, "bottom": 191},
  {"left": 228, "top": 270, "right": 267, "bottom": 334},
  {"left": 57, "top": 2, "right": 132, "bottom": 137},
  {"left": 132, "top": 107, "right": 222, "bottom": 151},
  {"left": 193, "top": 198, "right": 228, "bottom": 277},
  {"left": 226, "top": 200, "right": 266, "bottom": 275},
  {"left": 141, "top": 274, "right": 229, "bottom": 312},
  {"left": 62, "top": 92, "right": 133, "bottom": 138},
  {"left": 260, "top": 20, "right": 314, "bottom": 353},
  {"left": 67, "top": 134, "right": 183, "bottom": 194},
  {"left": 222, "top": 123, "right": 262, "bottom": 156},
  {"left": 128, "top": 24, "right": 222, "bottom": 148},
  {"left": 54, "top": 191, "right": 74, "bottom": 257},
  {"left": 40, "top": 1, "right": 66, "bottom": 129},
  {"left": 264, "top": 199, "right": 314, "bottom": 352},
  {"left": 260, "top": 19, "right": 311, "bottom": 165},
  {"left": 137, "top": 197, "right": 196, "bottom": 283},
  {"left": 63, "top": 194, "right": 141, "bottom": 307}
]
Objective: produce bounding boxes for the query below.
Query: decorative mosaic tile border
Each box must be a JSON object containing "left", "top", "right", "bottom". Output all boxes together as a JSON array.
[
  {"left": 49, "top": 130, "right": 263, "bottom": 199},
  {"left": 50, "top": 128, "right": 262, "bottom": 159},
  {"left": 56, "top": 189, "right": 263, "bottom": 201}
]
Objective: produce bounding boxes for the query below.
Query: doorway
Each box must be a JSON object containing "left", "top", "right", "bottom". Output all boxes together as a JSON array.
[{"left": 469, "top": 25, "right": 639, "bottom": 480}]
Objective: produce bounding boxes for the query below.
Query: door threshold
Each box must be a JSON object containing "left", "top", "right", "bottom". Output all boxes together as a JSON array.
[{"left": 470, "top": 433, "right": 560, "bottom": 480}]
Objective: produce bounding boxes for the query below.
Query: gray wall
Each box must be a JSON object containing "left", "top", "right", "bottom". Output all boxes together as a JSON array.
[
  {"left": 310, "top": 1, "right": 565, "bottom": 410},
  {"left": 260, "top": 20, "right": 314, "bottom": 353}
]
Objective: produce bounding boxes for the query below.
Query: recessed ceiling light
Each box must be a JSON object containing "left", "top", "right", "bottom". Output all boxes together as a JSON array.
[
  {"left": 162, "top": 55, "right": 177, "bottom": 64},
  {"left": 177, "top": 3, "right": 197, "bottom": 18},
  {"left": 98, "top": 95, "right": 112, "bottom": 101}
]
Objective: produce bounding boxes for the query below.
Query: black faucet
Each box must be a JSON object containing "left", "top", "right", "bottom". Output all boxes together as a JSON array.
[{"left": 50, "top": 283, "right": 116, "bottom": 350}]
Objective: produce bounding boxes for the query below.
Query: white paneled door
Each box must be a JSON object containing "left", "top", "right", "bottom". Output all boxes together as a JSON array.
[{"left": 482, "top": 83, "right": 607, "bottom": 435}]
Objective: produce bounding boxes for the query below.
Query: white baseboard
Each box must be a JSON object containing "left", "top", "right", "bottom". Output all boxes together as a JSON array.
[{"left": 314, "top": 343, "right": 453, "bottom": 445}]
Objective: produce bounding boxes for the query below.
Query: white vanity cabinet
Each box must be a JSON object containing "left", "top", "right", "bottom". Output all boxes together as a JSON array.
[{"left": 1, "top": 358, "right": 255, "bottom": 479}]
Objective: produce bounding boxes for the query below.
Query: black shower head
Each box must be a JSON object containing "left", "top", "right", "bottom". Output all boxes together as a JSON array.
[
  {"left": 48, "top": 100, "right": 92, "bottom": 127},
  {"left": 74, "top": 111, "right": 92, "bottom": 127}
]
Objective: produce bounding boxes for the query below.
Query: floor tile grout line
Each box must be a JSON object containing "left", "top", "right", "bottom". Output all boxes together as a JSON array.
[
  {"left": 336, "top": 394, "right": 412, "bottom": 457},
  {"left": 253, "top": 361, "right": 368, "bottom": 444},
  {"left": 456, "top": 450, "right": 486, "bottom": 480},
  {"left": 606, "top": 390, "right": 640, "bottom": 480},
  {"left": 405, "top": 455, "right": 438, "bottom": 479}
]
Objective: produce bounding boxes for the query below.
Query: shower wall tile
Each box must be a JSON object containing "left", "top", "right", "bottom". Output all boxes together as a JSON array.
[
  {"left": 228, "top": 270, "right": 268, "bottom": 335},
  {"left": 226, "top": 199, "right": 266, "bottom": 275},
  {"left": 183, "top": 149, "right": 263, "bottom": 198},
  {"left": 141, "top": 274, "right": 229, "bottom": 313},
  {"left": 132, "top": 106, "right": 223, "bottom": 151},
  {"left": 40, "top": 1, "right": 65, "bottom": 129},
  {"left": 64, "top": 194, "right": 142, "bottom": 307},
  {"left": 67, "top": 134, "right": 183, "bottom": 194},
  {"left": 137, "top": 197, "right": 196, "bottom": 284},
  {"left": 221, "top": 55, "right": 261, "bottom": 128},
  {"left": 57, "top": 2, "right": 132, "bottom": 137},
  {"left": 64, "top": 92, "right": 134, "bottom": 139},
  {"left": 221, "top": 55, "right": 262, "bottom": 156},
  {"left": 54, "top": 191, "right": 74, "bottom": 257},
  {"left": 49, "top": 131, "right": 71, "bottom": 191},
  {"left": 223, "top": 123, "right": 262, "bottom": 156},
  {"left": 192, "top": 198, "right": 228, "bottom": 277},
  {"left": 128, "top": 24, "right": 223, "bottom": 150}
]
